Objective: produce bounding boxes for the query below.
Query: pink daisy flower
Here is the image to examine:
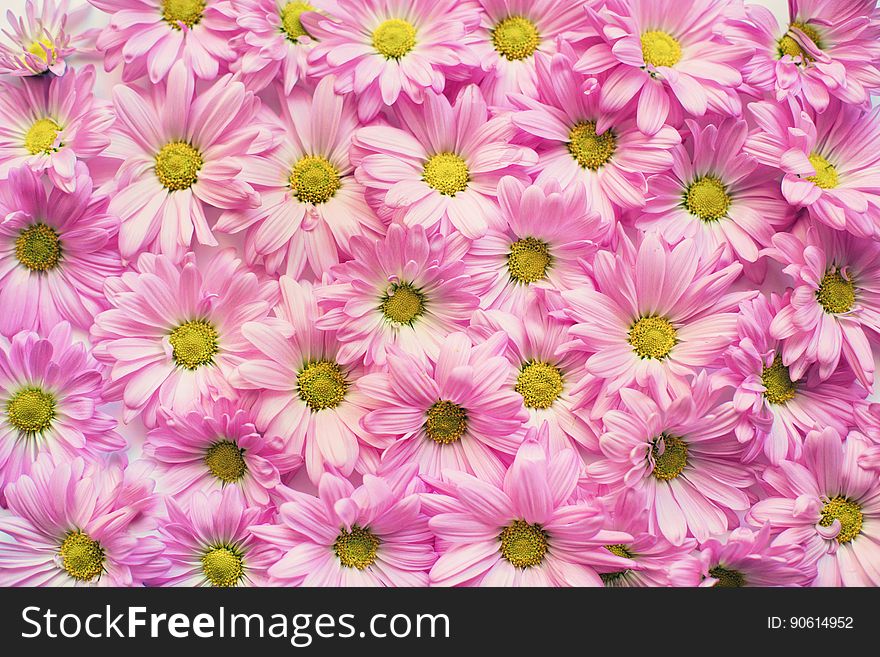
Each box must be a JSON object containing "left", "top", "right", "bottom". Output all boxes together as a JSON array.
[
  {"left": 106, "top": 62, "right": 262, "bottom": 260},
  {"left": 144, "top": 397, "right": 302, "bottom": 507},
  {"left": 236, "top": 278, "right": 372, "bottom": 484},
  {"left": 593, "top": 493, "right": 702, "bottom": 587},
  {"left": 469, "top": 305, "right": 599, "bottom": 454},
  {"left": 228, "top": 0, "right": 331, "bottom": 94},
  {"left": 724, "top": 0, "right": 880, "bottom": 110},
  {"left": 462, "top": 0, "right": 593, "bottom": 106},
  {"left": 744, "top": 97, "right": 880, "bottom": 238},
  {"left": 574, "top": 0, "right": 750, "bottom": 135},
  {"left": 0, "top": 0, "right": 93, "bottom": 76},
  {"left": 360, "top": 331, "right": 528, "bottom": 485},
  {"left": 638, "top": 117, "right": 794, "bottom": 280},
  {"left": 251, "top": 467, "right": 435, "bottom": 586},
  {"left": 0, "top": 456, "right": 166, "bottom": 586},
  {"left": 151, "top": 488, "right": 274, "bottom": 587},
  {"left": 0, "top": 66, "right": 112, "bottom": 193},
  {"left": 426, "top": 426, "right": 634, "bottom": 586},
  {"left": 216, "top": 76, "right": 381, "bottom": 280},
  {"left": 0, "top": 164, "right": 121, "bottom": 336},
  {"left": 303, "top": 0, "right": 479, "bottom": 121},
  {"left": 587, "top": 374, "right": 753, "bottom": 545},
  {"left": 89, "top": 0, "right": 237, "bottom": 83},
  {"left": 766, "top": 222, "right": 880, "bottom": 390},
  {"left": 352, "top": 85, "right": 537, "bottom": 239},
  {"left": 0, "top": 323, "right": 125, "bottom": 503},
  {"left": 748, "top": 427, "right": 880, "bottom": 586},
  {"left": 697, "top": 524, "right": 814, "bottom": 587},
  {"left": 510, "top": 49, "right": 681, "bottom": 229},
  {"left": 462, "top": 176, "right": 599, "bottom": 314},
  {"left": 722, "top": 293, "right": 860, "bottom": 464},
  {"left": 91, "top": 249, "right": 277, "bottom": 427},
  {"left": 560, "top": 232, "right": 752, "bottom": 404},
  {"left": 315, "top": 224, "right": 480, "bottom": 368}
]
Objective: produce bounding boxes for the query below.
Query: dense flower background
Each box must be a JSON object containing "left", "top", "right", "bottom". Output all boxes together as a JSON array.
[{"left": 0, "top": 0, "right": 879, "bottom": 588}]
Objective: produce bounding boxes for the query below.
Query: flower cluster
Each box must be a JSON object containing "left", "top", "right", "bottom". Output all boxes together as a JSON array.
[{"left": 1, "top": 0, "right": 879, "bottom": 588}]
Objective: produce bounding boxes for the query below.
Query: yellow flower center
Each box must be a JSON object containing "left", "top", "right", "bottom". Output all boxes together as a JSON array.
[
  {"left": 161, "top": 0, "right": 205, "bottom": 30},
  {"left": 816, "top": 269, "right": 855, "bottom": 314},
  {"left": 568, "top": 121, "right": 616, "bottom": 170},
  {"left": 507, "top": 237, "right": 551, "bottom": 284},
  {"left": 651, "top": 434, "right": 688, "bottom": 481},
  {"left": 6, "top": 387, "right": 56, "bottom": 436},
  {"left": 380, "top": 282, "right": 425, "bottom": 325},
  {"left": 491, "top": 16, "right": 540, "bottom": 61},
  {"left": 333, "top": 525, "right": 380, "bottom": 569},
  {"left": 26, "top": 38, "right": 55, "bottom": 62},
  {"left": 761, "top": 354, "right": 797, "bottom": 405},
  {"left": 628, "top": 316, "right": 677, "bottom": 360},
  {"left": 778, "top": 21, "right": 823, "bottom": 61},
  {"left": 296, "top": 360, "right": 348, "bottom": 411},
  {"left": 806, "top": 152, "right": 838, "bottom": 189},
  {"left": 202, "top": 545, "right": 245, "bottom": 587},
  {"left": 59, "top": 531, "right": 105, "bottom": 582},
  {"left": 709, "top": 565, "right": 746, "bottom": 587},
  {"left": 169, "top": 320, "right": 219, "bottom": 370},
  {"left": 515, "top": 361, "right": 564, "bottom": 410},
  {"left": 422, "top": 152, "right": 469, "bottom": 196},
  {"left": 685, "top": 176, "right": 731, "bottom": 222},
  {"left": 372, "top": 18, "right": 416, "bottom": 59},
  {"left": 24, "top": 118, "right": 61, "bottom": 155},
  {"left": 15, "top": 223, "right": 61, "bottom": 272},
  {"left": 600, "top": 544, "right": 634, "bottom": 585},
  {"left": 498, "top": 520, "right": 548, "bottom": 568},
  {"left": 424, "top": 399, "right": 467, "bottom": 445},
  {"left": 820, "top": 497, "right": 863, "bottom": 544},
  {"left": 205, "top": 440, "right": 246, "bottom": 483},
  {"left": 641, "top": 30, "right": 682, "bottom": 67},
  {"left": 155, "top": 142, "right": 203, "bottom": 191},
  {"left": 280, "top": 1, "right": 313, "bottom": 42},
  {"left": 290, "top": 155, "right": 341, "bottom": 205}
]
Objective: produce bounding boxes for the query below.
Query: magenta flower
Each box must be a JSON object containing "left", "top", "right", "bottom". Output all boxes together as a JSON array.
[
  {"left": 560, "top": 232, "right": 752, "bottom": 404},
  {"left": 748, "top": 427, "right": 880, "bottom": 586},
  {"left": 463, "top": 0, "right": 593, "bottom": 106},
  {"left": 0, "top": 323, "right": 125, "bottom": 503},
  {"left": 575, "top": 0, "right": 750, "bottom": 135},
  {"left": 90, "top": 0, "right": 237, "bottom": 83},
  {"left": 217, "top": 75, "right": 380, "bottom": 280},
  {"left": 106, "top": 62, "right": 262, "bottom": 260},
  {"left": 251, "top": 467, "right": 435, "bottom": 586},
  {"left": 303, "top": 0, "right": 479, "bottom": 121},
  {"left": 510, "top": 49, "right": 681, "bottom": 229},
  {"left": 639, "top": 117, "right": 793, "bottom": 280},
  {"left": 722, "top": 293, "right": 861, "bottom": 464},
  {"left": 745, "top": 97, "right": 880, "bottom": 237},
  {"left": 91, "top": 249, "right": 277, "bottom": 427},
  {"left": 353, "top": 86, "right": 536, "bottom": 238},
  {"left": 360, "top": 331, "right": 528, "bottom": 485},
  {"left": 144, "top": 397, "right": 302, "bottom": 506},
  {"left": 0, "top": 0, "right": 93, "bottom": 76},
  {"left": 0, "top": 164, "right": 121, "bottom": 336},
  {"left": 236, "top": 278, "right": 372, "bottom": 484},
  {"left": 0, "top": 456, "right": 166, "bottom": 586},
  {"left": 151, "top": 487, "right": 274, "bottom": 587},
  {"left": 725, "top": 0, "right": 880, "bottom": 111},
  {"left": 426, "top": 426, "right": 634, "bottom": 586},
  {"left": 697, "top": 524, "right": 814, "bottom": 587},
  {"left": 315, "top": 224, "right": 480, "bottom": 367},
  {"left": 765, "top": 222, "right": 880, "bottom": 390},
  {"left": 0, "top": 66, "right": 112, "bottom": 192},
  {"left": 463, "top": 177, "right": 599, "bottom": 314},
  {"left": 588, "top": 373, "right": 753, "bottom": 545}
]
